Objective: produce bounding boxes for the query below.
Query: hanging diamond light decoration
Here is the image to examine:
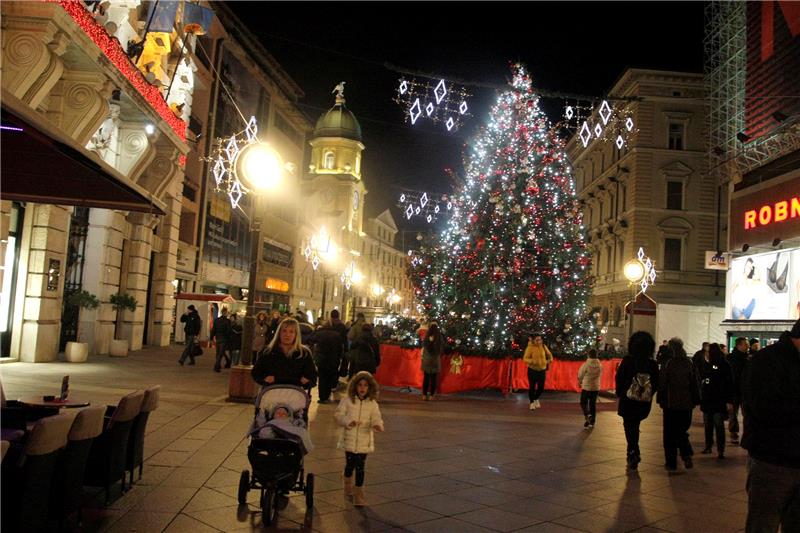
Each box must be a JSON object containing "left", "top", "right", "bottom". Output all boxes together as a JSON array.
[
  {"left": 410, "top": 99, "right": 422, "bottom": 124},
  {"left": 425, "top": 102, "right": 435, "bottom": 117},
  {"left": 599, "top": 100, "right": 612, "bottom": 125},
  {"left": 405, "top": 204, "right": 414, "bottom": 220},
  {"left": 434, "top": 79, "right": 447, "bottom": 104},
  {"left": 459, "top": 101, "right": 468, "bottom": 115},
  {"left": 565, "top": 105, "right": 574, "bottom": 120},
  {"left": 213, "top": 158, "right": 226, "bottom": 185},
  {"left": 245, "top": 116, "right": 258, "bottom": 144},
  {"left": 626, "top": 117, "right": 634, "bottom": 131},
  {"left": 615, "top": 135, "right": 625, "bottom": 149},
  {"left": 579, "top": 122, "right": 591, "bottom": 147},
  {"left": 311, "top": 256, "right": 320, "bottom": 271},
  {"left": 446, "top": 117, "right": 455, "bottom": 131},
  {"left": 399, "top": 80, "right": 408, "bottom": 94},
  {"left": 228, "top": 180, "right": 243, "bottom": 210},
  {"left": 594, "top": 123, "right": 603, "bottom": 138},
  {"left": 225, "top": 135, "right": 240, "bottom": 162},
  {"left": 420, "top": 192, "right": 429, "bottom": 209}
]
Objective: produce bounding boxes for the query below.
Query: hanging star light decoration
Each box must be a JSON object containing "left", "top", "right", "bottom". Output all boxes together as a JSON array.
[{"left": 205, "top": 116, "right": 259, "bottom": 210}]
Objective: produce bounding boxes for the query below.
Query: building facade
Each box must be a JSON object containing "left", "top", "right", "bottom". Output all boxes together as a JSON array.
[
  {"left": 1, "top": 0, "right": 204, "bottom": 360},
  {"left": 707, "top": 1, "right": 800, "bottom": 345},
  {"left": 568, "top": 69, "right": 726, "bottom": 352}
]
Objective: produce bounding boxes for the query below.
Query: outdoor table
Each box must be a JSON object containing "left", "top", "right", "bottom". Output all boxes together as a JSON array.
[{"left": 17, "top": 396, "right": 90, "bottom": 409}]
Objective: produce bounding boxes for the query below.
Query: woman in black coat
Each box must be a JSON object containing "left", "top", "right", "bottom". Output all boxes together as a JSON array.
[
  {"left": 616, "top": 331, "right": 660, "bottom": 471},
  {"left": 697, "top": 343, "right": 734, "bottom": 458},
  {"left": 252, "top": 318, "right": 317, "bottom": 389}
]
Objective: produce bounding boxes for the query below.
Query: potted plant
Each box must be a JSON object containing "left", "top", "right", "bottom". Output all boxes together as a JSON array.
[
  {"left": 64, "top": 290, "right": 100, "bottom": 362},
  {"left": 109, "top": 292, "right": 138, "bottom": 357}
]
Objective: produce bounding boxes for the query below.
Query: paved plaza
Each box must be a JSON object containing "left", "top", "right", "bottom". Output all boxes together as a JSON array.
[{"left": 1, "top": 347, "right": 749, "bottom": 533}]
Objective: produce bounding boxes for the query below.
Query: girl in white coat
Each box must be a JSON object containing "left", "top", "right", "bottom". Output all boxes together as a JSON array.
[
  {"left": 577, "top": 349, "right": 603, "bottom": 428},
  {"left": 335, "top": 371, "right": 384, "bottom": 506}
]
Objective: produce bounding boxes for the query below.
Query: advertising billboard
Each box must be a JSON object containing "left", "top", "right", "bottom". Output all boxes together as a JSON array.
[{"left": 726, "top": 249, "right": 800, "bottom": 320}]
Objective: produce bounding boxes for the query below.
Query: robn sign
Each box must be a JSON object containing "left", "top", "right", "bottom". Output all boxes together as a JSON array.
[{"left": 730, "top": 176, "right": 800, "bottom": 250}]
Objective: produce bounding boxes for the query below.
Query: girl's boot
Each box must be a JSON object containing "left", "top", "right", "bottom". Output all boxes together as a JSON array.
[
  {"left": 343, "top": 473, "right": 354, "bottom": 497},
  {"left": 353, "top": 486, "right": 366, "bottom": 507}
]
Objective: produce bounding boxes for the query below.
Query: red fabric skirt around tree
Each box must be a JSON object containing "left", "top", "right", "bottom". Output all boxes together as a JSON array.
[{"left": 374, "top": 345, "right": 620, "bottom": 394}]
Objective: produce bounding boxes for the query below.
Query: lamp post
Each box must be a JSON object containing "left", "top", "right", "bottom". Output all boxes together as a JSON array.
[{"left": 622, "top": 247, "right": 657, "bottom": 345}]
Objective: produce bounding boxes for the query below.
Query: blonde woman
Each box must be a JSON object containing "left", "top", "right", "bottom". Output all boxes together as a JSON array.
[{"left": 251, "top": 318, "right": 317, "bottom": 388}]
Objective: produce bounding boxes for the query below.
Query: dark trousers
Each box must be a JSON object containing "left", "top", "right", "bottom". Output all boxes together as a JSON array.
[
  {"left": 179, "top": 334, "right": 196, "bottom": 364},
  {"left": 662, "top": 408, "right": 694, "bottom": 468},
  {"left": 746, "top": 457, "right": 800, "bottom": 533},
  {"left": 214, "top": 340, "right": 229, "bottom": 370},
  {"left": 318, "top": 368, "right": 338, "bottom": 402},
  {"left": 528, "top": 369, "right": 546, "bottom": 402},
  {"left": 580, "top": 390, "right": 598, "bottom": 422},
  {"left": 729, "top": 401, "right": 741, "bottom": 436},
  {"left": 623, "top": 416, "right": 643, "bottom": 458},
  {"left": 704, "top": 412, "right": 726, "bottom": 454},
  {"left": 344, "top": 452, "right": 367, "bottom": 486},
  {"left": 423, "top": 373, "right": 438, "bottom": 396}
]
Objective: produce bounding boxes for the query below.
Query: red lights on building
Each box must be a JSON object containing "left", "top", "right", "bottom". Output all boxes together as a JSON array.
[
  {"left": 52, "top": 0, "right": 186, "bottom": 141},
  {"left": 744, "top": 196, "right": 800, "bottom": 229}
]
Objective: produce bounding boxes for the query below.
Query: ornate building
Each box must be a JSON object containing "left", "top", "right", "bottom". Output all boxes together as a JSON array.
[
  {"left": 567, "top": 69, "right": 727, "bottom": 351},
  {"left": 1, "top": 1, "right": 204, "bottom": 360}
]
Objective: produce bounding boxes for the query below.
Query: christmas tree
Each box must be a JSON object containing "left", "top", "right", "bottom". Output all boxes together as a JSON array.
[{"left": 411, "top": 65, "right": 595, "bottom": 357}]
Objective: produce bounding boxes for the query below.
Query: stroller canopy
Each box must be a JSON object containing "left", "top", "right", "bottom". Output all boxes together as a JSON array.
[{"left": 256, "top": 384, "right": 309, "bottom": 416}]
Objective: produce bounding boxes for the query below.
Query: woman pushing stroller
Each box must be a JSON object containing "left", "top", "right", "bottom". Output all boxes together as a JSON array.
[{"left": 252, "top": 317, "right": 317, "bottom": 388}]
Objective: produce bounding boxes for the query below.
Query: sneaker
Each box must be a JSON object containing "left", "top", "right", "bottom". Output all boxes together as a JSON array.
[
  {"left": 534, "top": 400, "right": 541, "bottom": 409},
  {"left": 530, "top": 402, "right": 536, "bottom": 410},
  {"left": 682, "top": 456, "right": 693, "bottom": 469}
]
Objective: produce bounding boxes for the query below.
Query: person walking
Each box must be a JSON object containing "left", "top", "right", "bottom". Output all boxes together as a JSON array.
[
  {"left": 523, "top": 334, "right": 553, "bottom": 410},
  {"left": 657, "top": 337, "right": 701, "bottom": 472},
  {"left": 251, "top": 311, "right": 270, "bottom": 365},
  {"left": 210, "top": 307, "right": 232, "bottom": 373},
  {"left": 656, "top": 340, "right": 670, "bottom": 368},
  {"left": 229, "top": 313, "right": 243, "bottom": 366},
  {"left": 251, "top": 317, "right": 317, "bottom": 388},
  {"left": 420, "top": 322, "right": 443, "bottom": 400},
  {"left": 577, "top": 349, "right": 603, "bottom": 428},
  {"left": 178, "top": 305, "right": 202, "bottom": 366},
  {"left": 349, "top": 324, "right": 381, "bottom": 378},
  {"left": 748, "top": 338, "right": 761, "bottom": 356},
  {"left": 741, "top": 319, "right": 800, "bottom": 533},
  {"left": 335, "top": 371, "right": 384, "bottom": 507},
  {"left": 692, "top": 342, "right": 710, "bottom": 369},
  {"left": 698, "top": 343, "right": 734, "bottom": 459},
  {"left": 314, "top": 321, "right": 345, "bottom": 404},
  {"left": 348, "top": 313, "right": 366, "bottom": 348},
  {"left": 616, "top": 331, "right": 659, "bottom": 471},
  {"left": 727, "top": 336, "right": 749, "bottom": 445}
]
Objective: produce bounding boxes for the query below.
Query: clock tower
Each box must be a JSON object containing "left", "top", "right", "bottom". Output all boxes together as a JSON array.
[{"left": 305, "top": 84, "right": 367, "bottom": 236}]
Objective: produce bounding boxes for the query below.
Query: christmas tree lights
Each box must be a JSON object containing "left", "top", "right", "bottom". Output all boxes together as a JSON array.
[{"left": 410, "top": 64, "right": 596, "bottom": 357}]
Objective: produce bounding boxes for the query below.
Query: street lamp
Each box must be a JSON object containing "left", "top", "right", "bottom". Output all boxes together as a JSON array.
[{"left": 623, "top": 247, "right": 656, "bottom": 344}]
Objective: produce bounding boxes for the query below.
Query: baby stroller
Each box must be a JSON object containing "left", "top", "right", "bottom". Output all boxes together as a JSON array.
[{"left": 238, "top": 384, "right": 314, "bottom": 524}]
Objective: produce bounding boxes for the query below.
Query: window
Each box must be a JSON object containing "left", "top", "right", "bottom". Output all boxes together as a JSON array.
[
  {"left": 323, "top": 151, "right": 335, "bottom": 170},
  {"left": 664, "top": 238, "right": 682, "bottom": 270},
  {"left": 666, "top": 181, "right": 683, "bottom": 210},
  {"left": 668, "top": 122, "right": 684, "bottom": 150}
]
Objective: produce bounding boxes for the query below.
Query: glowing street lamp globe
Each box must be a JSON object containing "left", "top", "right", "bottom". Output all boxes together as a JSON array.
[
  {"left": 235, "top": 142, "right": 284, "bottom": 192},
  {"left": 624, "top": 259, "right": 645, "bottom": 283}
]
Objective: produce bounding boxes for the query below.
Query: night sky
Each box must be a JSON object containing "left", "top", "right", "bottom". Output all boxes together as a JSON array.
[{"left": 228, "top": 1, "right": 705, "bottom": 234}]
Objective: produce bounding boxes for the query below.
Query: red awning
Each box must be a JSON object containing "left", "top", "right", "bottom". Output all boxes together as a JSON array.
[{"left": 1, "top": 91, "right": 165, "bottom": 215}]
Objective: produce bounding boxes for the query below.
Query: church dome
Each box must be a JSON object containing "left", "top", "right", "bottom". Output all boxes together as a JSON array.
[{"left": 313, "top": 97, "right": 362, "bottom": 141}]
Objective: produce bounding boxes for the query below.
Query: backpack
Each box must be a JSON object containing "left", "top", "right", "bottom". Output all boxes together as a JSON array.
[{"left": 626, "top": 372, "right": 653, "bottom": 402}]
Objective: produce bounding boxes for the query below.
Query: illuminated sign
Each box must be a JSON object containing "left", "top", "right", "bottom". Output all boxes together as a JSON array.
[
  {"left": 730, "top": 177, "right": 800, "bottom": 249},
  {"left": 726, "top": 249, "right": 800, "bottom": 320},
  {"left": 265, "top": 278, "right": 289, "bottom": 293},
  {"left": 743, "top": 196, "right": 800, "bottom": 229}
]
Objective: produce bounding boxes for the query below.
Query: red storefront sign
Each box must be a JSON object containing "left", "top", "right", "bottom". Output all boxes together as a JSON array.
[{"left": 730, "top": 177, "right": 800, "bottom": 249}]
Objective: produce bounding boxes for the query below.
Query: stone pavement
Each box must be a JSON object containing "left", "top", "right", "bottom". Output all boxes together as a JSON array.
[{"left": 0, "top": 346, "right": 749, "bottom": 532}]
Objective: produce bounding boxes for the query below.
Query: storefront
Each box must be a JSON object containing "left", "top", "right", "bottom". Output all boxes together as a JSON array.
[{"left": 722, "top": 172, "right": 800, "bottom": 345}]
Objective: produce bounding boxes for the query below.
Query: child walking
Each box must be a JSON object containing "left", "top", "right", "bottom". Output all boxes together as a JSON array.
[
  {"left": 578, "top": 349, "right": 603, "bottom": 428},
  {"left": 335, "top": 371, "right": 384, "bottom": 506}
]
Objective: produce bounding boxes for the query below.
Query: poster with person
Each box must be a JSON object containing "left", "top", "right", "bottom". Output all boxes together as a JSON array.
[{"left": 726, "top": 249, "right": 800, "bottom": 320}]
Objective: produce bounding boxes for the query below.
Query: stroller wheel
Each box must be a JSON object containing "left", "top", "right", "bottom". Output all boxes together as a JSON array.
[
  {"left": 305, "top": 473, "right": 314, "bottom": 509},
  {"left": 237, "top": 470, "right": 250, "bottom": 505},
  {"left": 261, "top": 488, "right": 278, "bottom": 526}
]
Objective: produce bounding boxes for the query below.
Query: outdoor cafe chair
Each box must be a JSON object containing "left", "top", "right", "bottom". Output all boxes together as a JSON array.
[{"left": 126, "top": 385, "right": 160, "bottom": 485}]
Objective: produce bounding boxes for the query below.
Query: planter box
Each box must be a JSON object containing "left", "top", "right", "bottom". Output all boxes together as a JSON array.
[
  {"left": 109, "top": 339, "right": 129, "bottom": 357},
  {"left": 64, "top": 342, "right": 89, "bottom": 363}
]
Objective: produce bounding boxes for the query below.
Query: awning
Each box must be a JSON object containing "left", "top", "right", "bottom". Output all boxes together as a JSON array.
[{"left": 1, "top": 91, "right": 165, "bottom": 215}]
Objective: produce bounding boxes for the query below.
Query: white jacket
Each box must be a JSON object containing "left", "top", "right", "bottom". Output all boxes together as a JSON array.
[
  {"left": 334, "top": 396, "right": 384, "bottom": 453},
  {"left": 578, "top": 358, "right": 603, "bottom": 391}
]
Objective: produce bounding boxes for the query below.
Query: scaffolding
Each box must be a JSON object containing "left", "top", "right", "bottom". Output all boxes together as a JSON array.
[{"left": 704, "top": 1, "right": 746, "bottom": 184}]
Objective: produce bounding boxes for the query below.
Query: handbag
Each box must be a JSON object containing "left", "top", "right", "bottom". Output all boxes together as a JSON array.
[{"left": 192, "top": 342, "right": 203, "bottom": 357}]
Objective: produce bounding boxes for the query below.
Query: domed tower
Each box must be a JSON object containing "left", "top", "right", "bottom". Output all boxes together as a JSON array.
[{"left": 306, "top": 83, "right": 367, "bottom": 235}]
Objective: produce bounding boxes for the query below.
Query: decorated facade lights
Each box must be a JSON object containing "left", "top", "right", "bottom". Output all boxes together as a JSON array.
[
  {"left": 574, "top": 99, "right": 637, "bottom": 149},
  {"left": 396, "top": 189, "right": 454, "bottom": 223},
  {"left": 394, "top": 76, "right": 471, "bottom": 131},
  {"left": 301, "top": 226, "right": 337, "bottom": 271},
  {"left": 340, "top": 260, "right": 363, "bottom": 290}
]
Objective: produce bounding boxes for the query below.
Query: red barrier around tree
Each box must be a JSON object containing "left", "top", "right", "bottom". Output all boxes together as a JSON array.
[{"left": 376, "top": 345, "right": 621, "bottom": 394}]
